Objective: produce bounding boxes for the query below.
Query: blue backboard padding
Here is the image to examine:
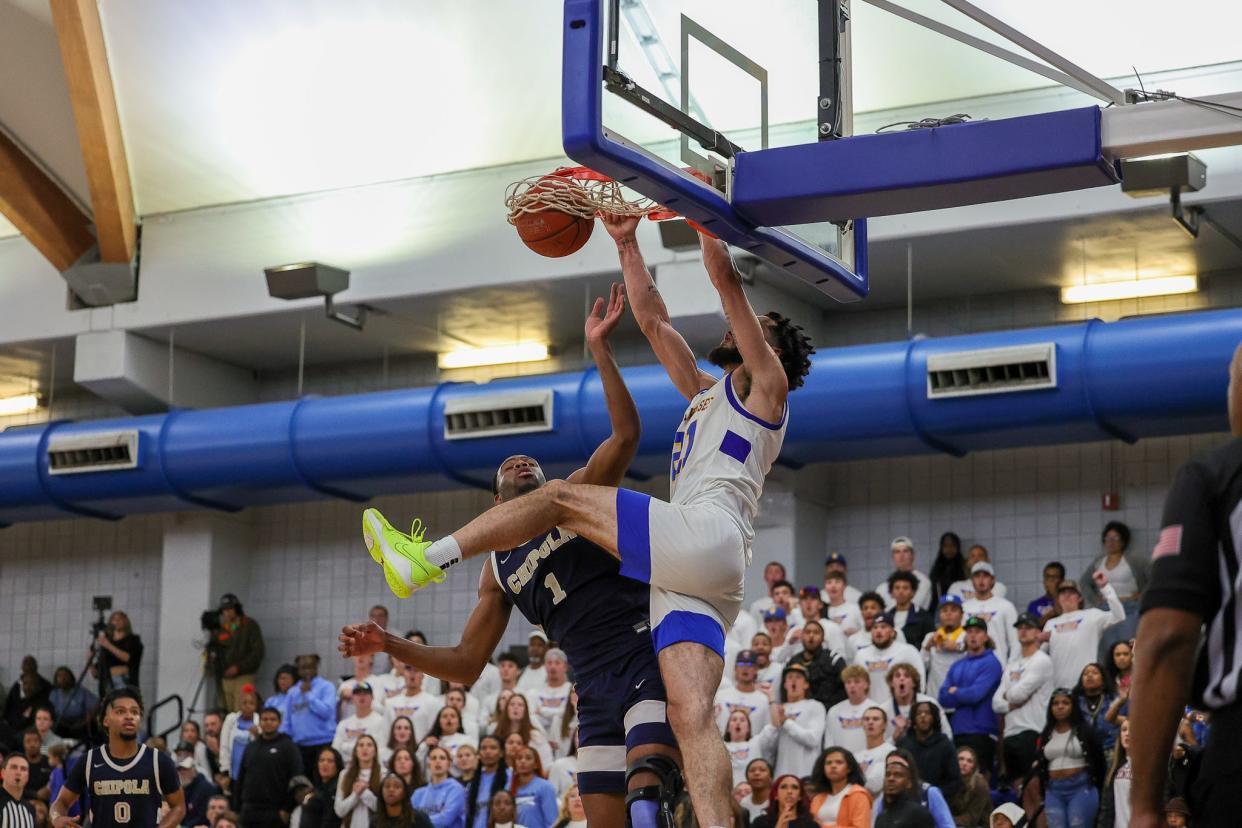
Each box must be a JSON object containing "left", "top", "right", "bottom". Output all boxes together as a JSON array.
[
  {"left": 732, "top": 107, "right": 1120, "bottom": 224},
  {"left": 561, "top": 0, "right": 868, "bottom": 302}
]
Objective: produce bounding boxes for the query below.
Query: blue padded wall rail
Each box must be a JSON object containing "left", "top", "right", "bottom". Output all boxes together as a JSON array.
[{"left": 0, "top": 309, "right": 1236, "bottom": 525}]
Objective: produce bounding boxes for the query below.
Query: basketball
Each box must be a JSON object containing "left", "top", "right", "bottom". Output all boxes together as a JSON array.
[{"left": 514, "top": 207, "right": 594, "bottom": 257}]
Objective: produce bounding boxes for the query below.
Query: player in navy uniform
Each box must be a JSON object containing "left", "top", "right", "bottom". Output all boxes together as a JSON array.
[
  {"left": 341, "top": 285, "right": 681, "bottom": 828},
  {"left": 51, "top": 688, "right": 185, "bottom": 828}
]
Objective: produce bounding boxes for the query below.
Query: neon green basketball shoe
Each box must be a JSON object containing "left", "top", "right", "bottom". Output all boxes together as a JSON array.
[{"left": 361, "top": 507, "right": 445, "bottom": 598}]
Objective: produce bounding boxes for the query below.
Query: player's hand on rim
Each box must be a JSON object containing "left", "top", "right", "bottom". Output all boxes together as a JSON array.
[{"left": 599, "top": 212, "right": 641, "bottom": 242}]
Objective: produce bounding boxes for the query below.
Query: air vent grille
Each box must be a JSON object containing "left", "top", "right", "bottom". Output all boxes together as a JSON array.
[
  {"left": 47, "top": 430, "right": 140, "bottom": 474},
  {"left": 444, "top": 391, "right": 555, "bottom": 440},
  {"left": 927, "top": 344, "right": 1057, "bottom": 399}
]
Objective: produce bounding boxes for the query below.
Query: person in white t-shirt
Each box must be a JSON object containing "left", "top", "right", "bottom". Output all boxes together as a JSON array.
[
  {"left": 728, "top": 607, "right": 759, "bottom": 654},
  {"left": 884, "top": 663, "right": 951, "bottom": 741},
  {"left": 875, "top": 537, "right": 933, "bottom": 611},
  {"left": 824, "top": 553, "right": 863, "bottom": 605},
  {"left": 852, "top": 707, "right": 895, "bottom": 796},
  {"left": 920, "top": 595, "right": 967, "bottom": 699},
  {"left": 478, "top": 653, "right": 524, "bottom": 735},
  {"left": 442, "top": 685, "right": 481, "bottom": 738},
  {"left": 847, "top": 592, "right": 906, "bottom": 657},
  {"left": 515, "top": 630, "right": 548, "bottom": 693},
  {"left": 715, "top": 650, "right": 771, "bottom": 735},
  {"left": 339, "top": 653, "right": 386, "bottom": 720},
  {"left": 722, "top": 709, "right": 767, "bottom": 787},
  {"left": 825, "top": 665, "right": 876, "bottom": 755},
  {"left": 749, "top": 561, "right": 790, "bottom": 620},
  {"left": 947, "top": 545, "right": 1009, "bottom": 603},
  {"left": 822, "top": 572, "right": 864, "bottom": 640},
  {"left": 961, "top": 562, "right": 1019, "bottom": 665},
  {"left": 1042, "top": 572, "right": 1125, "bottom": 688},
  {"left": 332, "top": 681, "right": 388, "bottom": 758},
  {"left": 756, "top": 664, "right": 826, "bottom": 779},
  {"left": 750, "top": 634, "right": 784, "bottom": 696},
  {"left": 385, "top": 663, "right": 442, "bottom": 742},
  {"left": 739, "top": 759, "right": 774, "bottom": 823},
  {"left": 529, "top": 649, "right": 572, "bottom": 733},
  {"left": 852, "top": 613, "right": 924, "bottom": 704},
  {"left": 763, "top": 608, "right": 801, "bottom": 664},
  {"left": 992, "top": 611, "right": 1053, "bottom": 788}
]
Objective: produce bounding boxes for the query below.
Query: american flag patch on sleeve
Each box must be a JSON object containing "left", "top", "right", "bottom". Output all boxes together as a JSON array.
[{"left": 1152, "top": 525, "right": 1183, "bottom": 560}]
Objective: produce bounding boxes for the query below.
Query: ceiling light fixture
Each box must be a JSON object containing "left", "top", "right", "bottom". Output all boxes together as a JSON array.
[
  {"left": 0, "top": 393, "right": 40, "bottom": 416},
  {"left": 263, "top": 262, "right": 367, "bottom": 330},
  {"left": 438, "top": 343, "right": 550, "bottom": 370},
  {"left": 1060, "top": 274, "right": 1198, "bottom": 304}
]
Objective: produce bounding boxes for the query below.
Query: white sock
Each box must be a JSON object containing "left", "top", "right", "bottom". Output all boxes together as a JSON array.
[{"left": 426, "top": 536, "right": 462, "bottom": 569}]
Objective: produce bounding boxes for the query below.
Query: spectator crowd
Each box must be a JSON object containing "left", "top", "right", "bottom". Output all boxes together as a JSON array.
[{"left": 0, "top": 523, "right": 1203, "bottom": 828}]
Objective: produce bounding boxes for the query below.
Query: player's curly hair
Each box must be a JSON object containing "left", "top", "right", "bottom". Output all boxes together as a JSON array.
[{"left": 764, "top": 311, "right": 815, "bottom": 390}]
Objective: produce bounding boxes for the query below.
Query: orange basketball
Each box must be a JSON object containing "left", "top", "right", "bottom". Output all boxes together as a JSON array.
[{"left": 514, "top": 207, "right": 594, "bottom": 257}]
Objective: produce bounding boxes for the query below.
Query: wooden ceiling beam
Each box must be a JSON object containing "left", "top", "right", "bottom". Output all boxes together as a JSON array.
[
  {"left": 50, "top": 0, "right": 136, "bottom": 265},
  {"left": 0, "top": 128, "right": 94, "bottom": 271}
]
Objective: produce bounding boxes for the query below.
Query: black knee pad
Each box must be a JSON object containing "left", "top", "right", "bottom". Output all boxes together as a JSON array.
[{"left": 625, "top": 754, "right": 683, "bottom": 828}]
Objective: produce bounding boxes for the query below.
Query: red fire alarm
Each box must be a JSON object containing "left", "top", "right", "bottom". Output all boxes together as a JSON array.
[{"left": 1102, "top": 493, "right": 1121, "bottom": 511}]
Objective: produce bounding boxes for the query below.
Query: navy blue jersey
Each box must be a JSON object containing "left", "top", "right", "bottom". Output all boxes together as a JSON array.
[
  {"left": 64, "top": 745, "right": 178, "bottom": 828},
  {"left": 492, "top": 526, "right": 651, "bottom": 677}
]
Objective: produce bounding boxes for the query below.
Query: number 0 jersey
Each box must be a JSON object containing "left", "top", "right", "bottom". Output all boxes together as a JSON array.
[
  {"left": 64, "top": 744, "right": 178, "bottom": 828},
  {"left": 491, "top": 526, "right": 652, "bottom": 678},
  {"left": 669, "top": 371, "right": 787, "bottom": 551}
]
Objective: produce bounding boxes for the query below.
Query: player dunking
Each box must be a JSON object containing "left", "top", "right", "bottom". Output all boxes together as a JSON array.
[
  {"left": 361, "top": 219, "right": 812, "bottom": 826},
  {"left": 51, "top": 689, "right": 186, "bottom": 828},
  {"left": 342, "top": 285, "right": 681, "bottom": 828}
]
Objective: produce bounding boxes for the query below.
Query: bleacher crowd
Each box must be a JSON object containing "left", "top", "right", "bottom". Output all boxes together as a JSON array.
[{"left": 0, "top": 524, "right": 1204, "bottom": 828}]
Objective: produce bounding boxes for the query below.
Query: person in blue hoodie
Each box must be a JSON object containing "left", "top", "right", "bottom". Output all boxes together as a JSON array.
[
  {"left": 411, "top": 746, "right": 466, "bottom": 828},
  {"left": 265, "top": 665, "right": 298, "bottom": 736},
  {"left": 287, "top": 654, "right": 338, "bottom": 772},
  {"left": 938, "top": 616, "right": 1002, "bottom": 780},
  {"left": 508, "top": 747, "right": 557, "bottom": 828}
]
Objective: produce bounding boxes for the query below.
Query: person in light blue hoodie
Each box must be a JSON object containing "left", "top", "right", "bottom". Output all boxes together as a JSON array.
[
  {"left": 411, "top": 746, "right": 466, "bottom": 828},
  {"left": 508, "top": 747, "right": 557, "bottom": 828},
  {"left": 265, "top": 665, "right": 298, "bottom": 736},
  {"left": 287, "top": 654, "right": 339, "bottom": 772}
]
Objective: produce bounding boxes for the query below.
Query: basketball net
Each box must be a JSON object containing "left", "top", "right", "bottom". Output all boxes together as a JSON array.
[{"left": 504, "top": 166, "right": 716, "bottom": 237}]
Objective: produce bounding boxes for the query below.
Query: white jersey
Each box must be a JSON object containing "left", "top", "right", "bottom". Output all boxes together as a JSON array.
[{"left": 669, "top": 372, "right": 788, "bottom": 551}]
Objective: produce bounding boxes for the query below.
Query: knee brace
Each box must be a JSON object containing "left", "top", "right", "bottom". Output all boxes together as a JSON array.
[{"left": 625, "top": 754, "right": 683, "bottom": 828}]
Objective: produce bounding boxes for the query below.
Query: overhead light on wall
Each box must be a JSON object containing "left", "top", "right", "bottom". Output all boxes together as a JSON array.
[
  {"left": 0, "top": 393, "right": 40, "bottom": 416},
  {"left": 263, "top": 261, "right": 367, "bottom": 330},
  {"left": 438, "top": 343, "right": 550, "bottom": 370},
  {"left": 1060, "top": 275, "right": 1198, "bottom": 304}
]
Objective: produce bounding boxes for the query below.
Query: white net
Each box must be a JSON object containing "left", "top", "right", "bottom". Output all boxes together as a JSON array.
[{"left": 504, "top": 167, "right": 657, "bottom": 224}]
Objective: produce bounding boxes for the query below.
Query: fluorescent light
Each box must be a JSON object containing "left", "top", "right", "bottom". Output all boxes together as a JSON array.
[
  {"left": 0, "top": 393, "right": 40, "bottom": 416},
  {"left": 438, "top": 343, "right": 550, "bottom": 370},
  {"left": 1060, "top": 275, "right": 1198, "bottom": 304}
]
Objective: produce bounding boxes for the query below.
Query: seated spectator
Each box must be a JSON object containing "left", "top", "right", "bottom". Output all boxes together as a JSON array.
[
  {"left": 887, "top": 573, "right": 935, "bottom": 648},
  {"left": 848, "top": 594, "right": 908, "bottom": 659},
  {"left": 757, "top": 664, "right": 826, "bottom": 779},
  {"left": 387, "top": 716, "right": 418, "bottom": 760},
  {"left": 214, "top": 810, "right": 242, "bottom": 828},
  {"left": 492, "top": 694, "right": 552, "bottom": 771},
  {"left": 1164, "top": 797, "right": 1191, "bottom": 828},
  {"left": 340, "top": 654, "right": 384, "bottom": 721},
  {"left": 545, "top": 689, "right": 576, "bottom": 762},
  {"left": 443, "top": 686, "right": 481, "bottom": 740},
  {"left": 824, "top": 553, "right": 863, "bottom": 605},
  {"left": 885, "top": 664, "right": 950, "bottom": 742},
  {"left": 478, "top": 655, "right": 523, "bottom": 736},
  {"left": 789, "top": 621, "right": 848, "bottom": 710},
  {"left": 388, "top": 747, "right": 422, "bottom": 792},
  {"left": 516, "top": 631, "right": 549, "bottom": 694},
  {"left": 335, "top": 735, "right": 383, "bottom": 828},
  {"left": 21, "top": 729, "right": 50, "bottom": 801},
  {"left": 387, "top": 665, "right": 442, "bottom": 744},
  {"left": 947, "top": 547, "right": 1009, "bottom": 603},
  {"left": 724, "top": 709, "right": 765, "bottom": 787},
  {"left": 1035, "top": 689, "right": 1105, "bottom": 828},
  {"left": 1103, "top": 640, "right": 1133, "bottom": 697},
  {"left": 416, "top": 707, "right": 476, "bottom": 775},
  {"left": 180, "top": 720, "right": 214, "bottom": 779},
  {"left": 333, "top": 682, "right": 387, "bottom": 759},
  {"left": 454, "top": 745, "right": 479, "bottom": 787},
  {"left": 853, "top": 615, "right": 924, "bottom": 704},
  {"left": 1072, "top": 663, "right": 1119, "bottom": 754},
  {"left": 826, "top": 666, "right": 875, "bottom": 755},
  {"left": 751, "top": 774, "right": 818, "bottom": 828},
  {"left": 205, "top": 793, "right": 231, "bottom": 827},
  {"left": 300, "top": 747, "right": 344, "bottom": 828},
  {"left": 896, "top": 701, "right": 960, "bottom": 802},
  {"left": 4, "top": 657, "right": 51, "bottom": 735},
  {"left": 529, "top": 650, "right": 571, "bottom": 733},
  {"left": 950, "top": 747, "right": 992, "bottom": 828},
  {"left": 992, "top": 612, "right": 1053, "bottom": 789},
  {"left": 928, "top": 532, "right": 966, "bottom": 608},
  {"left": 31, "top": 708, "right": 62, "bottom": 756},
  {"left": 507, "top": 746, "right": 556, "bottom": 828},
  {"left": 375, "top": 773, "right": 432, "bottom": 828},
  {"left": 808, "top": 747, "right": 872, "bottom": 828},
  {"left": 550, "top": 785, "right": 586, "bottom": 828},
  {"left": 485, "top": 790, "right": 520, "bottom": 828},
  {"left": 823, "top": 572, "right": 864, "bottom": 641},
  {"left": 854, "top": 708, "right": 895, "bottom": 797},
  {"left": 751, "top": 561, "right": 790, "bottom": 619},
  {"left": 465, "top": 736, "right": 506, "bottom": 828},
  {"left": 178, "top": 751, "right": 220, "bottom": 827},
  {"left": 740, "top": 759, "right": 774, "bottom": 823},
  {"left": 750, "top": 634, "right": 784, "bottom": 695},
  {"left": 920, "top": 596, "right": 966, "bottom": 699},
  {"left": 1027, "top": 562, "right": 1065, "bottom": 623},
  {"left": 764, "top": 608, "right": 801, "bottom": 663},
  {"left": 797, "top": 590, "right": 852, "bottom": 661},
  {"left": 1079, "top": 521, "right": 1149, "bottom": 656},
  {"left": 871, "top": 751, "right": 937, "bottom": 828},
  {"left": 876, "top": 538, "right": 933, "bottom": 611},
  {"left": 988, "top": 802, "right": 1027, "bottom": 828},
  {"left": 93, "top": 611, "right": 144, "bottom": 696},
  {"left": 1096, "top": 718, "right": 1131, "bottom": 828},
  {"left": 1043, "top": 573, "right": 1124, "bottom": 689},
  {"left": 47, "top": 667, "right": 96, "bottom": 741},
  {"left": 203, "top": 708, "right": 227, "bottom": 779},
  {"left": 938, "top": 617, "right": 1002, "bottom": 779}
]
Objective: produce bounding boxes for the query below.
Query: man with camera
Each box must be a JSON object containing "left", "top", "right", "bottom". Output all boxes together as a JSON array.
[{"left": 208, "top": 594, "right": 265, "bottom": 712}]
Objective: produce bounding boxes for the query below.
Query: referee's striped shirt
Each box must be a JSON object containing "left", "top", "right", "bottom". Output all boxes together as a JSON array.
[
  {"left": 0, "top": 791, "right": 35, "bottom": 828},
  {"left": 1140, "top": 437, "right": 1242, "bottom": 708}
]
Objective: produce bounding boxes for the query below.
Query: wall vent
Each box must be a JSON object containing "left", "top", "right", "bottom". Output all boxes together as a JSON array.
[
  {"left": 444, "top": 390, "right": 555, "bottom": 440},
  {"left": 47, "top": 430, "right": 140, "bottom": 474},
  {"left": 927, "top": 343, "right": 1057, "bottom": 398}
]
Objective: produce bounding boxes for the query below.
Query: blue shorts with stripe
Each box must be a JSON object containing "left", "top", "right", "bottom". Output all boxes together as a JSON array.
[{"left": 574, "top": 647, "right": 676, "bottom": 795}]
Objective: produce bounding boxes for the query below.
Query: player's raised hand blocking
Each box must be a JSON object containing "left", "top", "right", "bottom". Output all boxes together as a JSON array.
[
  {"left": 338, "top": 621, "right": 385, "bottom": 657},
  {"left": 585, "top": 282, "right": 626, "bottom": 346}
]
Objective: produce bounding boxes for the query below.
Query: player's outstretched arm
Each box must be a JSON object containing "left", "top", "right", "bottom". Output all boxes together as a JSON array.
[
  {"left": 339, "top": 566, "right": 512, "bottom": 685},
  {"left": 600, "top": 214, "right": 715, "bottom": 401},
  {"left": 699, "top": 233, "right": 788, "bottom": 421},
  {"left": 569, "top": 282, "right": 639, "bottom": 488}
]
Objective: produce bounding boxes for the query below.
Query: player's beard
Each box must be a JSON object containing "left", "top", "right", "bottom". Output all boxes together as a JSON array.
[
  {"left": 117, "top": 729, "right": 138, "bottom": 742},
  {"left": 708, "top": 343, "right": 741, "bottom": 369}
]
